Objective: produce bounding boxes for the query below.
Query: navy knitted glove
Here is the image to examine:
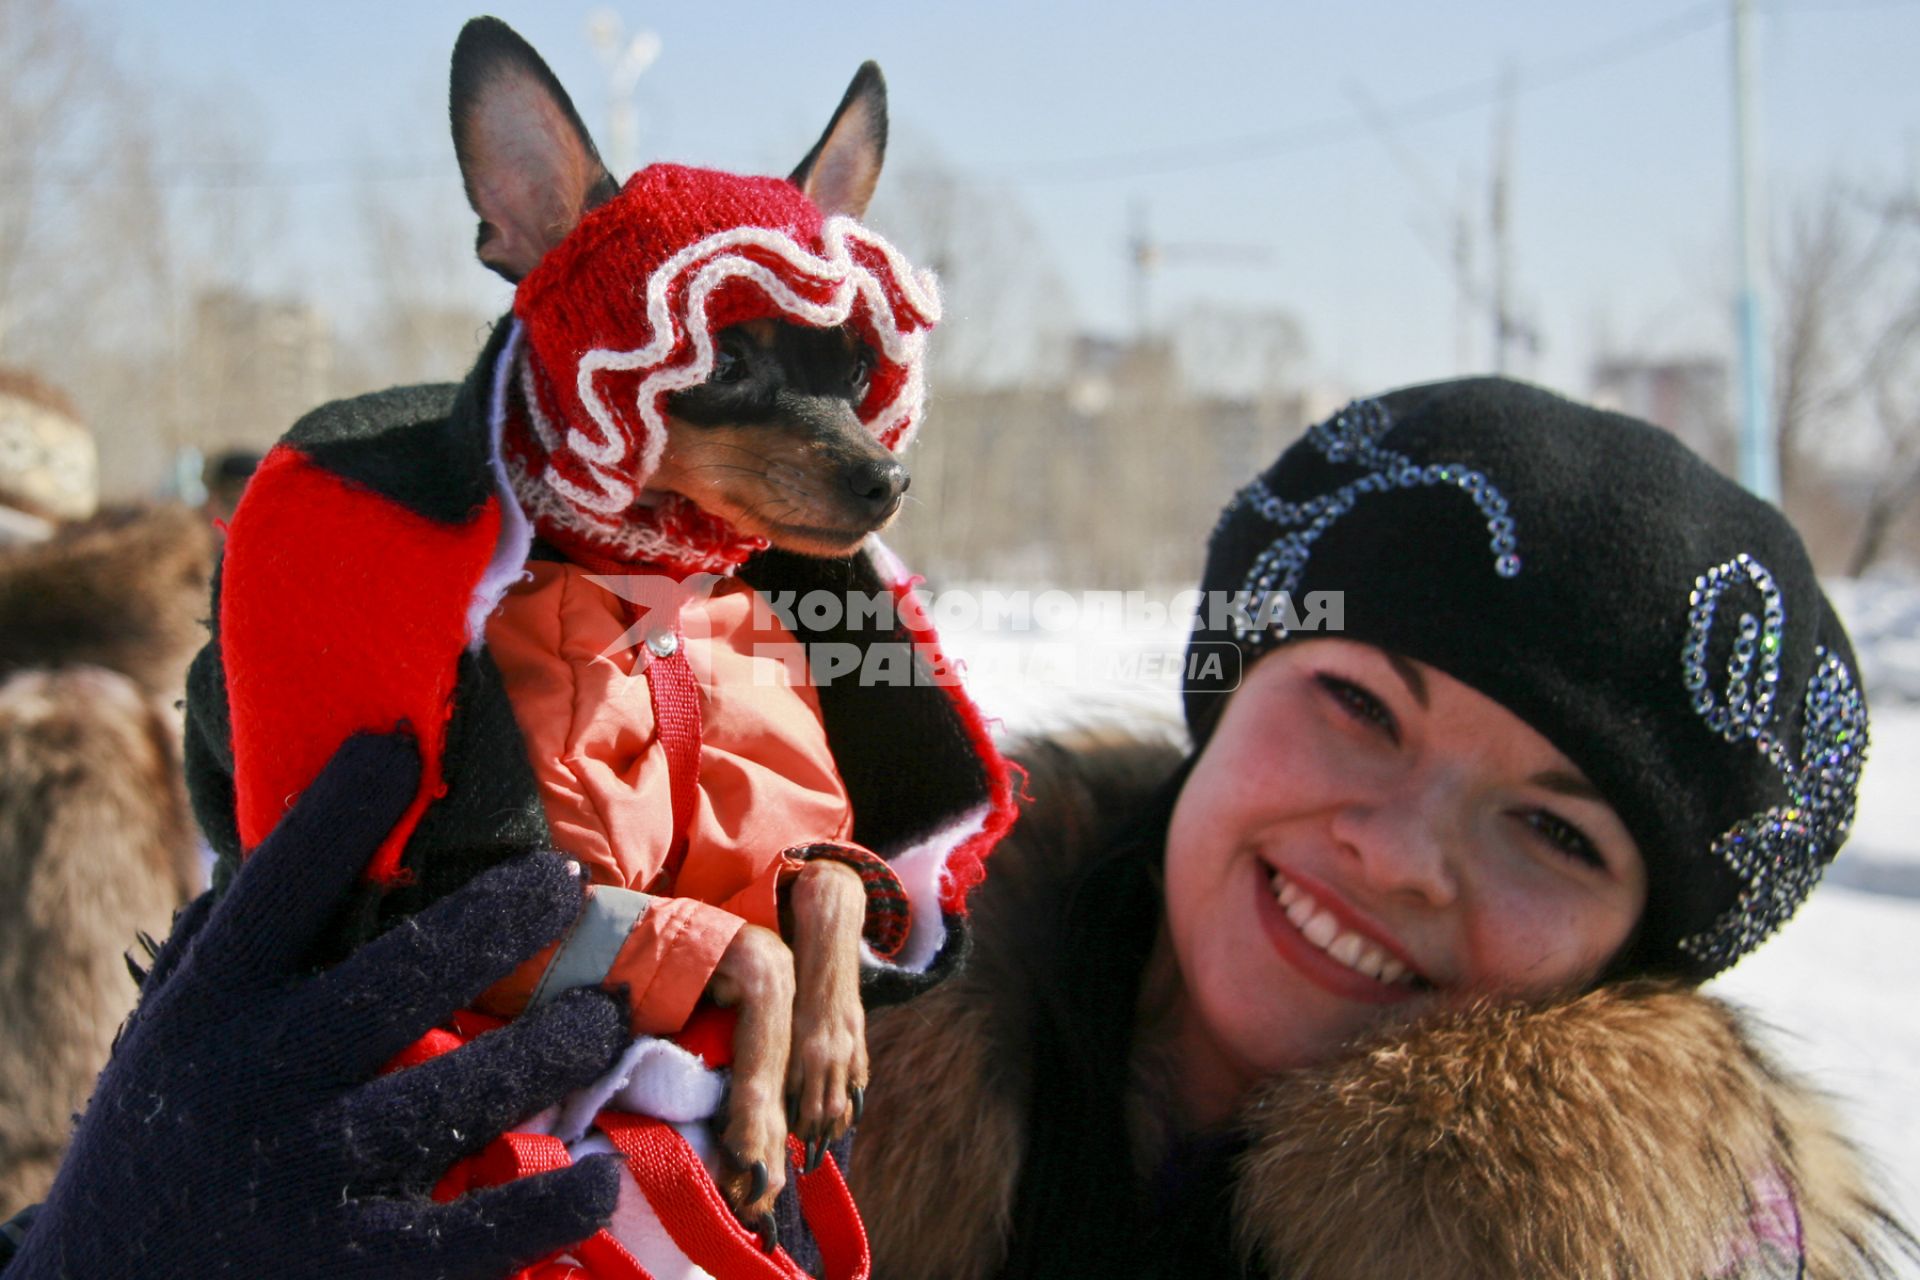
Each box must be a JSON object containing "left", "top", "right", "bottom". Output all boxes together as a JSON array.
[{"left": 6, "top": 732, "right": 627, "bottom": 1279}]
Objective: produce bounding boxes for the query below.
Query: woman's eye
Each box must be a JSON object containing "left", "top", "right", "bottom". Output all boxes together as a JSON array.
[
  {"left": 712, "top": 345, "right": 747, "bottom": 384},
  {"left": 1518, "top": 809, "right": 1604, "bottom": 869},
  {"left": 1315, "top": 674, "right": 1398, "bottom": 743}
]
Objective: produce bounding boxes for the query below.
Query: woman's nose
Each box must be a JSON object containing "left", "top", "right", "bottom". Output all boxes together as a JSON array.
[{"left": 1327, "top": 781, "right": 1463, "bottom": 906}]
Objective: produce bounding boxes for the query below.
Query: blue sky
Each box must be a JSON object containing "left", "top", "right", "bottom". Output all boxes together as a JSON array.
[{"left": 68, "top": 0, "right": 1920, "bottom": 396}]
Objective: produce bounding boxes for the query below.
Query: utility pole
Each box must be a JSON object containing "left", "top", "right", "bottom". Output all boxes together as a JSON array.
[
  {"left": 1125, "top": 199, "right": 1273, "bottom": 343},
  {"left": 1489, "top": 63, "right": 1516, "bottom": 375},
  {"left": 1447, "top": 170, "right": 1473, "bottom": 371},
  {"left": 587, "top": 8, "right": 662, "bottom": 181},
  {"left": 1731, "top": 0, "right": 1779, "bottom": 502},
  {"left": 1129, "top": 200, "right": 1157, "bottom": 342},
  {"left": 1342, "top": 82, "right": 1481, "bottom": 371}
]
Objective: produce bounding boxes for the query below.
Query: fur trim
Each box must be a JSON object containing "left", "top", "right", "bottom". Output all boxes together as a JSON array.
[
  {"left": 857, "top": 976, "right": 1027, "bottom": 1280},
  {"left": 0, "top": 503, "right": 214, "bottom": 708},
  {"left": 1233, "top": 981, "right": 1915, "bottom": 1280},
  {"left": 0, "top": 667, "right": 199, "bottom": 1216},
  {"left": 853, "top": 728, "right": 1184, "bottom": 1280},
  {"left": 857, "top": 727, "right": 1915, "bottom": 1280}
]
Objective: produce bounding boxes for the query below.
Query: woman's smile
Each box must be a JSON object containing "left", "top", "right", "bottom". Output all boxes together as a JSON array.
[{"left": 1251, "top": 861, "right": 1424, "bottom": 1004}]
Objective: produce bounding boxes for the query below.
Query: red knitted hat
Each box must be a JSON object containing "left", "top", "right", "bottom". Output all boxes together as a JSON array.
[{"left": 504, "top": 163, "right": 939, "bottom": 566}]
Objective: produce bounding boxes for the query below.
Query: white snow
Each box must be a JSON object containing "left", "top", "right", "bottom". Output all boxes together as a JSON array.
[
  {"left": 1711, "top": 703, "right": 1920, "bottom": 1241},
  {"left": 935, "top": 591, "right": 1920, "bottom": 1250}
]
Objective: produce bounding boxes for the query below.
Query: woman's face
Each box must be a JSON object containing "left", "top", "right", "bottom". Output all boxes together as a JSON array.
[{"left": 1163, "top": 639, "right": 1647, "bottom": 1091}]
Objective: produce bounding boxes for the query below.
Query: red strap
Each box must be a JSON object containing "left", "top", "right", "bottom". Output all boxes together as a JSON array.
[
  {"left": 569, "top": 1231, "right": 655, "bottom": 1280},
  {"left": 431, "top": 1131, "right": 655, "bottom": 1280},
  {"left": 597, "top": 1114, "right": 810, "bottom": 1280},
  {"left": 793, "top": 1140, "right": 872, "bottom": 1280},
  {"left": 434, "top": 1131, "right": 574, "bottom": 1203},
  {"left": 563, "top": 549, "right": 704, "bottom": 884},
  {"left": 645, "top": 640, "right": 702, "bottom": 884}
]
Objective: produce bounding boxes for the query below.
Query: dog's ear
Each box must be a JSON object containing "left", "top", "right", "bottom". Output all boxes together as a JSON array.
[
  {"left": 789, "top": 62, "right": 888, "bottom": 221},
  {"left": 450, "top": 17, "right": 617, "bottom": 283}
]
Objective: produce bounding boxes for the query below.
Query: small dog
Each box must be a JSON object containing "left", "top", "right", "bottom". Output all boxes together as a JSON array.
[{"left": 447, "top": 18, "right": 919, "bottom": 1230}]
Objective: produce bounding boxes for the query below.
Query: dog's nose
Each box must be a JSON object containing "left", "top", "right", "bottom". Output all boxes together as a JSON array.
[{"left": 844, "top": 458, "right": 910, "bottom": 519}]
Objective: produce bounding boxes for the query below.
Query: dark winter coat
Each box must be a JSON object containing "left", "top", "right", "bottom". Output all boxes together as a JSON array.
[{"left": 851, "top": 729, "right": 1913, "bottom": 1280}]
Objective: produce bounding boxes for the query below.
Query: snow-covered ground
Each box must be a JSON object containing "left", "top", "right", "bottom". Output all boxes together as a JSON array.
[
  {"left": 1712, "top": 703, "right": 1920, "bottom": 1234},
  {"left": 935, "top": 588, "right": 1920, "bottom": 1247}
]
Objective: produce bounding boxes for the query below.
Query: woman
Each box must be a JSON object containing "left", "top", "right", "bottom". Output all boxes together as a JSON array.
[{"left": 851, "top": 377, "right": 1911, "bottom": 1279}]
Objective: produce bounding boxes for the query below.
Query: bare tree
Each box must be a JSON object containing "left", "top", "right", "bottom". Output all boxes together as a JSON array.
[
  {"left": 0, "top": 0, "right": 90, "bottom": 352},
  {"left": 1770, "top": 183, "right": 1920, "bottom": 573},
  {"left": 334, "top": 149, "right": 502, "bottom": 396},
  {"left": 0, "top": 0, "right": 302, "bottom": 495},
  {"left": 1848, "top": 382, "right": 1920, "bottom": 575},
  {"left": 866, "top": 149, "right": 1073, "bottom": 390}
]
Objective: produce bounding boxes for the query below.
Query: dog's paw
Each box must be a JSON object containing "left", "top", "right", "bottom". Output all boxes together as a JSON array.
[
  {"left": 786, "top": 983, "right": 868, "bottom": 1171},
  {"left": 720, "top": 1093, "right": 789, "bottom": 1222}
]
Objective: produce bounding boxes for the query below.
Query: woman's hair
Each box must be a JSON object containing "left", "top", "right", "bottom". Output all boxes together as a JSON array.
[{"left": 1184, "top": 377, "right": 1867, "bottom": 981}]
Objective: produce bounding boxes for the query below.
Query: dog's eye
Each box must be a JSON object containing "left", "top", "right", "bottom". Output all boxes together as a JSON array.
[
  {"left": 711, "top": 344, "right": 747, "bottom": 385},
  {"left": 849, "top": 350, "right": 874, "bottom": 402}
]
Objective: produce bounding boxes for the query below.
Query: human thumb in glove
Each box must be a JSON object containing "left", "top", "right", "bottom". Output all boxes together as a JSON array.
[{"left": 5, "top": 731, "right": 627, "bottom": 1280}]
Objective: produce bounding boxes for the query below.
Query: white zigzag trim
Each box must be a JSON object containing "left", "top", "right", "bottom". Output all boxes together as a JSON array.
[
  {"left": 564, "top": 216, "right": 940, "bottom": 511},
  {"left": 516, "top": 348, "right": 564, "bottom": 454},
  {"left": 521, "top": 356, "right": 635, "bottom": 516}
]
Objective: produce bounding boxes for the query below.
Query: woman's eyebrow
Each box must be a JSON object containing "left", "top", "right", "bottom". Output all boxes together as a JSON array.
[
  {"left": 1530, "top": 769, "right": 1605, "bottom": 801},
  {"left": 1384, "top": 653, "right": 1430, "bottom": 708}
]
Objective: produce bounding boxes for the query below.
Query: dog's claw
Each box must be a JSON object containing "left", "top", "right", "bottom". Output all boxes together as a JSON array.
[
  {"left": 747, "top": 1159, "right": 768, "bottom": 1206},
  {"left": 804, "top": 1137, "right": 825, "bottom": 1174},
  {"left": 851, "top": 1085, "right": 864, "bottom": 1126},
  {"left": 757, "top": 1213, "right": 780, "bottom": 1255}
]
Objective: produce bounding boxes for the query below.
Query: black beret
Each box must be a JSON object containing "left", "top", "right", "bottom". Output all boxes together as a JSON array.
[{"left": 1186, "top": 377, "right": 1867, "bottom": 980}]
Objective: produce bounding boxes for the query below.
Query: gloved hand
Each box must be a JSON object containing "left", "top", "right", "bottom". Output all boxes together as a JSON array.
[{"left": 6, "top": 732, "right": 627, "bottom": 1280}]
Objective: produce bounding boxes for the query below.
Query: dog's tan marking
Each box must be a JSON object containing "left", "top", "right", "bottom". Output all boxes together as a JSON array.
[{"left": 648, "top": 423, "right": 897, "bottom": 557}]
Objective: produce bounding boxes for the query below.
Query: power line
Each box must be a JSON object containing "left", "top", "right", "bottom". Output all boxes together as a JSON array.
[
  {"left": 7, "top": 0, "right": 1906, "bottom": 194},
  {"left": 1765, "top": 0, "right": 1920, "bottom": 12},
  {"left": 0, "top": 156, "right": 448, "bottom": 191},
  {"left": 995, "top": 2, "right": 1726, "bottom": 185}
]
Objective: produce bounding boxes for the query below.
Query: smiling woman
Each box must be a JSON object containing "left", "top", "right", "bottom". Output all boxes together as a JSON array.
[
  {"left": 1163, "top": 640, "right": 1649, "bottom": 1116},
  {"left": 851, "top": 376, "right": 1913, "bottom": 1280}
]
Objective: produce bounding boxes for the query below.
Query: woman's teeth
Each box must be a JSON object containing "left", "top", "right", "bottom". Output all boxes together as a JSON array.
[{"left": 1272, "top": 871, "right": 1412, "bottom": 986}]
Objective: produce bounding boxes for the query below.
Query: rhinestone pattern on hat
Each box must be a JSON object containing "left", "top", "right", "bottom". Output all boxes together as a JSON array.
[
  {"left": 1676, "top": 553, "right": 1868, "bottom": 970},
  {"left": 1223, "top": 398, "right": 1521, "bottom": 646}
]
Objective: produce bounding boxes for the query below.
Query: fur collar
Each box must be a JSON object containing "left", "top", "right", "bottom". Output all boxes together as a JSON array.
[
  {"left": 0, "top": 503, "right": 213, "bottom": 707},
  {"left": 855, "top": 729, "right": 1913, "bottom": 1280},
  {"left": 1233, "top": 980, "right": 1908, "bottom": 1279}
]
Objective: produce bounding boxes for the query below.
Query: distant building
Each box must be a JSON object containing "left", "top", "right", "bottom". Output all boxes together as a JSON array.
[
  {"left": 891, "top": 332, "right": 1320, "bottom": 587},
  {"left": 1590, "top": 356, "right": 1732, "bottom": 472}
]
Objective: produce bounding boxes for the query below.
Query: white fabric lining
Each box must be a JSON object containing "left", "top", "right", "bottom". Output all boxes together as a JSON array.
[
  {"left": 863, "top": 801, "right": 990, "bottom": 975},
  {"left": 465, "top": 321, "right": 535, "bottom": 650}
]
